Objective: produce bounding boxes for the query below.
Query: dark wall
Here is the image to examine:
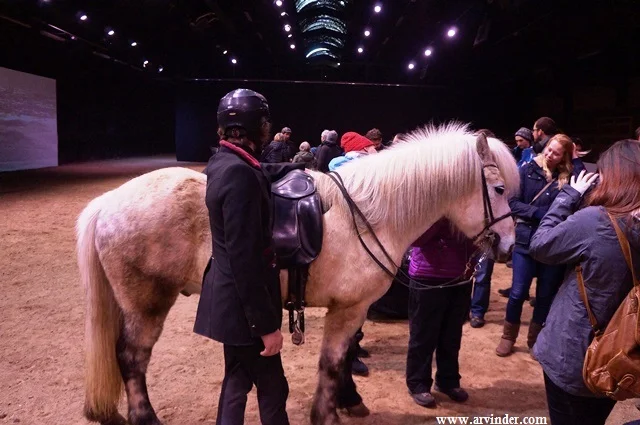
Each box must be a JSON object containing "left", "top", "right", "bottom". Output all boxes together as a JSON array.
[
  {"left": 176, "top": 80, "right": 460, "bottom": 161},
  {"left": 1, "top": 21, "right": 175, "bottom": 164}
]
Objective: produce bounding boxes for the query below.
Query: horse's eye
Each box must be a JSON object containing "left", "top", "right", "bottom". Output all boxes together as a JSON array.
[{"left": 495, "top": 186, "right": 505, "bottom": 195}]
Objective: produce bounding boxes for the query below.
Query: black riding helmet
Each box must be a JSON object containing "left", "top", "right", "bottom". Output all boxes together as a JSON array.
[{"left": 217, "top": 88, "right": 270, "bottom": 139}]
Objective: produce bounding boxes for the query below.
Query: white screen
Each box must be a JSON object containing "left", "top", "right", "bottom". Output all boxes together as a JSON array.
[{"left": 0, "top": 67, "right": 58, "bottom": 172}]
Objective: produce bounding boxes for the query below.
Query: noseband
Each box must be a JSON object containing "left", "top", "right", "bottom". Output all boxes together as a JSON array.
[{"left": 471, "top": 163, "right": 513, "bottom": 243}]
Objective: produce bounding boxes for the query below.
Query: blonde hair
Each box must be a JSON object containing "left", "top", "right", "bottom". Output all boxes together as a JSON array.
[
  {"left": 274, "top": 132, "right": 283, "bottom": 142},
  {"left": 534, "top": 133, "right": 574, "bottom": 189},
  {"left": 299, "top": 141, "right": 311, "bottom": 151}
]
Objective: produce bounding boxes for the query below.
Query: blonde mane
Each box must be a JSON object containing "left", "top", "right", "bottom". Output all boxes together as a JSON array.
[{"left": 313, "top": 122, "right": 519, "bottom": 236}]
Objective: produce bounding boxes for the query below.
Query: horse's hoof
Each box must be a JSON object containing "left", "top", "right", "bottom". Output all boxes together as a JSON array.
[
  {"left": 101, "top": 413, "right": 128, "bottom": 425},
  {"left": 345, "top": 402, "right": 370, "bottom": 418}
]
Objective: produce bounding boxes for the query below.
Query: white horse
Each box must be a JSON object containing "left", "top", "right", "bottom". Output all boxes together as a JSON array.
[{"left": 77, "top": 123, "right": 519, "bottom": 425}]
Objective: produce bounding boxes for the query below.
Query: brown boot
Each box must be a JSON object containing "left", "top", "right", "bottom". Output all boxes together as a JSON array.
[
  {"left": 496, "top": 321, "right": 520, "bottom": 357},
  {"left": 527, "top": 322, "right": 544, "bottom": 350}
]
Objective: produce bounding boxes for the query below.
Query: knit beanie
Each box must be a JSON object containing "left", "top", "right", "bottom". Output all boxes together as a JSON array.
[
  {"left": 341, "top": 132, "right": 374, "bottom": 153},
  {"left": 515, "top": 127, "right": 534, "bottom": 144}
]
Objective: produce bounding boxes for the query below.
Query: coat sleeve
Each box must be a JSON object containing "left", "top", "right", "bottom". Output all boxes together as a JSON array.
[
  {"left": 316, "top": 145, "right": 328, "bottom": 172},
  {"left": 529, "top": 186, "right": 591, "bottom": 265},
  {"left": 222, "top": 165, "right": 279, "bottom": 337},
  {"left": 411, "top": 219, "right": 447, "bottom": 247},
  {"left": 508, "top": 165, "right": 544, "bottom": 220}
]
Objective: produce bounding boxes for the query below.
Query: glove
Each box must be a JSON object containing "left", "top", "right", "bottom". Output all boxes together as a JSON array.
[
  {"left": 533, "top": 207, "right": 548, "bottom": 221},
  {"left": 570, "top": 170, "right": 599, "bottom": 196}
]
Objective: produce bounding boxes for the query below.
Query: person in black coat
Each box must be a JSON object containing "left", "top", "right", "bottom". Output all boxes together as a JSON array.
[
  {"left": 315, "top": 130, "right": 342, "bottom": 172},
  {"left": 194, "top": 88, "right": 299, "bottom": 425}
]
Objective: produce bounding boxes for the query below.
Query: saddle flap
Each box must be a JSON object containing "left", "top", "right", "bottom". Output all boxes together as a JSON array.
[{"left": 271, "top": 169, "right": 316, "bottom": 200}]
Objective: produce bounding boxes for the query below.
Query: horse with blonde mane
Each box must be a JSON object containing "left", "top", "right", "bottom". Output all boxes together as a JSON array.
[{"left": 77, "top": 123, "right": 519, "bottom": 425}]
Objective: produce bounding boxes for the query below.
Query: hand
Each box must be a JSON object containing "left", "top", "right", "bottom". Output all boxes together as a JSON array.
[
  {"left": 260, "top": 329, "right": 283, "bottom": 357},
  {"left": 570, "top": 170, "right": 599, "bottom": 196}
]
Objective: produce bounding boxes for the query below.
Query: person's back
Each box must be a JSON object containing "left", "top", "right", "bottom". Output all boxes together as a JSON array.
[
  {"left": 316, "top": 130, "right": 342, "bottom": 172},
  {"left": 261, "top": 133, "right": 291, "bottom": 163}
]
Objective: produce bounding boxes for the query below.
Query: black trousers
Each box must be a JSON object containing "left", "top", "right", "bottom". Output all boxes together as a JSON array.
[
  {"left": 406, "top": 278, "right": 472, "bottom": 394},
  {"left": 216, "top": 343, "right": 289, "bottom": 425},
  {"left": 543, "top": 373, "right": 616, "bottom": 425}
]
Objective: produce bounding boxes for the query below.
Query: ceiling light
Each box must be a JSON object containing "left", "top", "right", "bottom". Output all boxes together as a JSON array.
[
  {"left": 281, "top": 12, "right": 287, "bottom": 16},
  {"left": 447, "top": 27, "right": 457, "bottom": 38},
  {"left": 275, "top": 0, "right": 283, "bottom": 6},
  {"left": 357, "top": 47, "right": 363, "bottom": 53},
  {"left": 284, "top": 24, "right": 291, "bottom": 32},
  {"left": 424, "top": 48, "right": 432, "bottom": 56},
  {"left": 337, "top": 62, "right": 341, "bottom": 66},
  {"left": 340, "top": 1, "right": 345, "bottom": 6},
  {"left": 130, "top": 41, "right": 137, "bottom": 47},
  {"left": 306, "top": 47, "right": 329, "bottom": 58},
  {"left": 408, "top": 62, "right": 415, "bottom": 70},
  {"left": 80, "top": 14, "right": 88, "bottom": 21},
  {"left": 374, "top": 4, "right": 382, "bottom": 13},
  {"left": 107, "top": 29, "right": 115, "bottom": 36},
  {"left": 364, "top": 30, "right": 370, "bottom": 37},
  {"left": 290, "top": 44, "right": 295, "bottom": 49},
  {"left": 223, "top": 50, "right": 228, "bottom": 54},
  {"left": 287, "top": 34, "right": 293, "bottom": 38},
  {"left": 143, "top": 60, "right": 149, "bottom": 67},
  {"left": 231, "top": 58, "right": 237, "bottom": 64},
  {"left": 158, "top": 66, "right": 164, "bottom": 73}
]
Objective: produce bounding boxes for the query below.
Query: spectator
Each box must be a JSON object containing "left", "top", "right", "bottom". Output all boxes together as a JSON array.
[
  {"left": 261, "top": 132, "right": 292, "bottom": 163},
  {"left": 293, "top": 141, "right": 315, "bottom": 168},
  {"left": 315, "top": 130, "right": 342, "bottom": 172},
  {"left": 514, "top": 127, "right": 535, "bottom": 167},
  {"left": 329, "top": 132, "right": 377, "bottom": 171},
  {"left": 281, "top": 127, "right": 295, "bottom": 161},
  {"left": 365, "top": 128, "right": 384, "bottom": 151},
  {"left": 532, "top": 117, "right": 558, "bottom": 154}
]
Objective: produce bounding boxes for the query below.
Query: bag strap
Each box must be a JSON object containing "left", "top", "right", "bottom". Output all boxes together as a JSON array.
[
  {"left": 530, "top": 179, "right": 556, "bottom": 205},
  {"left": 608, "top": 212, "right": 639, "bottom": 287},
  {"left": 576, "top": 265, "right": 601, "bottom": 335}
]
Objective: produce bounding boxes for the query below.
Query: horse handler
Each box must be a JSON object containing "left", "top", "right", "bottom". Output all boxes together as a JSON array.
[{"left": 194, "top": 89, "right": 299, "bottom": 425}]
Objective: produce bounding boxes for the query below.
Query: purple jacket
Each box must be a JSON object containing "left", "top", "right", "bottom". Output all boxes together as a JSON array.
[{"left": 408, "top": 219, "right": 475, "bottom": 279}]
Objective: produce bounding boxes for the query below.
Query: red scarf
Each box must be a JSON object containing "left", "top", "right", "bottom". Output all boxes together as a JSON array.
[{"left": 219, "top": 140, "right": 261, "bottom": 169}]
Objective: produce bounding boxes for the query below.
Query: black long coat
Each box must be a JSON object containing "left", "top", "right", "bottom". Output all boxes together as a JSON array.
[{"left": 194, "top": 142, "right": 303, "bottom": 346}]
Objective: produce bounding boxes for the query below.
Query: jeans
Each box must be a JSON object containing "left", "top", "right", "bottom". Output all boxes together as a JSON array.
[
  {"left": 406, "top": 277, "right": 472, "bottom": 394},
  {"left": 543, "top": 373, "right": 616, "bottom": 425},
  {"left": 506, "top": 251, "right": 564, "bottom": 325},
  {"left": 470, "top": 257, "right": 495, "bottom": 318}
]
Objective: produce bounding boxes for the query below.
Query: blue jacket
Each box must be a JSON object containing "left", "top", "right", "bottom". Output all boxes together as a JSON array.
[
  {"left": 530, "top": 187, "right": 640, "bottom": 397},
  {"left": 509, "top": 157, "right": 585, "bottom": 253}
]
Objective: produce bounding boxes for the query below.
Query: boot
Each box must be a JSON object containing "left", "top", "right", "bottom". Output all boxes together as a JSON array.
[
  {"left": 527, "top": 322, "right": 544, "bottom": 350},
  {"left": 496, "top": 321, "right": 520, "bottom": 357}
]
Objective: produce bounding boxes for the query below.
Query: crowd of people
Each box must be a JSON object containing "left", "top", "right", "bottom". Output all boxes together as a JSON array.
[{"left": 197, "top": 88, "right": 640, "bottom": 425}]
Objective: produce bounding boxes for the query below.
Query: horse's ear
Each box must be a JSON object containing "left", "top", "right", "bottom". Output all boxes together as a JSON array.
[{"left": 476, "top": 133, "right": 494, "bottom": 163}]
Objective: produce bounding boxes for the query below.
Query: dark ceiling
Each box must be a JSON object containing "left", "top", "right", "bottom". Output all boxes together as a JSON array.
[{"left": 1, "top": 0, "right": 639, "bottom": 86}]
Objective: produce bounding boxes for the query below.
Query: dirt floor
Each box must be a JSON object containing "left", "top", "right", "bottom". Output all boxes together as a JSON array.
[{"left": 1, "top": 156, "right": 637, "bottom": 425}]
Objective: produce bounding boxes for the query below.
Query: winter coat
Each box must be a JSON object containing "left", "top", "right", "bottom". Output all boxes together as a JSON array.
[
  {"left": 293, "top": 150, "right": 315, "bottom": 167},
  {"left": 509, "top": 158, "right": 585, "bottom": 253},
  {"left": 530, "top": 186, "right": 640, "bottom": 397},
  {"left": 315, "top": 140, "right": 343, "bottom": 172},
  {"left": 261, "top": 141, "right": 292, "bottom": 163},
  {"left": 408, "top": 219, "right": 475, "bottom": 279}
]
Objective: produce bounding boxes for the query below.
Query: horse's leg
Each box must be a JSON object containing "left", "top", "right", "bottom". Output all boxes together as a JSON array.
[
  {"left": 116, "top": 287, "right": 178, "bottom": 425},
  {"left": 311, "top": 303, "right": 368, "bottom": 425}
]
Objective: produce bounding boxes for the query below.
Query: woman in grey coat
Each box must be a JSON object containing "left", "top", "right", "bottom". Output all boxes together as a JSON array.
[{"left": 529, "top": 139, "right": 640, "bottom": 425}]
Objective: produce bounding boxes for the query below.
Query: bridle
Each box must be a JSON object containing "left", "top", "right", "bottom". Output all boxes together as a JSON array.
[{"left": 327, "top": 161, "right": 512, "bottom": 291}]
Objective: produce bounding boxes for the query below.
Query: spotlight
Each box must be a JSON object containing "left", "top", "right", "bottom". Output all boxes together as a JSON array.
[
  {"left": 357, "top": 47, "right": 363, "bottom": 53},
  {"left": 281, "top": 11, "right": 287, "bottom": 16},
  {"left": 290, "top": 44, "right": 295, "bottom": 49},
  {"left": 287, "top": 34, "right": 292, "bottom": 38},
  {"left": 223, "top": 50, "right": 228, "bottom": 54},
  {"left": 143, "top": 60, "right": 149, "bottom": 67},
  {"left": 364, "top": 29, "right": 370, "bottom": 37},
  {"left": 374, "top": 4, "right": 381, "bottom": 13},
  {"left": 107, "top": 29, "right": 115, "bottom": 36},
  {"left": 337, "top": 62, "right": 341, "bottom": 66},
  {"left": 284, "top": 24, "right": 291, "bottom": 32},
  {"left": 231, "top": 58, "right": 237, "bottom": 64},
  {"left": 130, "top": 41, "right": 138, "bottom": 47},
  {"left": 79, "top": 14, "right": 88, "bottom": 21},
  {"left": 158, "top": 66, "right": 164, "bottom": 73},
  {"left": 408, "top": 62, "right": 415, "bottom": 70},
  {"left": 447, "top": 27, "right": 457, "bottom": 38},
  {"left": 424, "top": 48, "right": 432, "bottom": 56},
  {"left": 275, "top": 0, "right": 283, "bottom": 6}
]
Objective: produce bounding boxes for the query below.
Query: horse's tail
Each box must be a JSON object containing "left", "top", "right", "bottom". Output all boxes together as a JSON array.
[{"left": 76, "top": 198, "right": 123, "bottom": 422}]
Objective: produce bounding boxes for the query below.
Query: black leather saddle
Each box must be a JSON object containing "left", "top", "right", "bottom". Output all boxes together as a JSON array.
[
  {"left": 271, "top": 169, "right": 323, "bottom": 268},
  {"left": 270, "top": 169, "right": 323, "bottom": 345}
]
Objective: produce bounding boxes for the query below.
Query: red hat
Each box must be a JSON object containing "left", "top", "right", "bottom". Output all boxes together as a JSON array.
[{"left": 341, "top": 132, "right": 374, "bottom": 153}]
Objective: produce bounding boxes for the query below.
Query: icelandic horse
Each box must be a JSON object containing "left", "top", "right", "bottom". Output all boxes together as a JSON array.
[{"left": 77, "top": 123, "right": 519, "bottom": 425}]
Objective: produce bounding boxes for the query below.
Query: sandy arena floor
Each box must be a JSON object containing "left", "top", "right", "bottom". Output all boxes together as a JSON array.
[{"left": 1, "top": 156, "right": 637, "bottom": 425}]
